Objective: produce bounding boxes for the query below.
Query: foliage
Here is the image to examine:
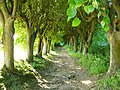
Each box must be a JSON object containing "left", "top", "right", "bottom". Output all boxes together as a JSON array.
[
  {"left": 0, "top": 23, "right": 3, "bottom": 40},
  {"left": 89, "top": 28, "right": 110, "bottom": 56},
  {"left": 1, "top": 61, "right": 35, "bottom": 89},
  {"left": 78, "top": 54, "right": 109, "bottom": 75},
  {"left": 30, "top": 57, "right": 52, "bottom": 69},
  {"left": 14, "top": 20, "right": 26, "bottom": 50},
  {"left": 67, "top": 0, "right": 111, "bottom": 31},
  {"left": 64, "top": 45, "right": 109, "bottom": 75},
  {"left": 97, "top": 70, "right": 120, "bottom": 90},
  {"left": 0, "top": 57, "right": 52, "bottom": 90}
]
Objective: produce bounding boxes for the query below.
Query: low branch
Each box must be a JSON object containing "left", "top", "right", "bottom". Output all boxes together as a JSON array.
[
  {"left": 0, "top": 10, "right": 4, "bottom": 25},
  {"left": 12, "top": 0, "right": 17, "bottom": 17}
]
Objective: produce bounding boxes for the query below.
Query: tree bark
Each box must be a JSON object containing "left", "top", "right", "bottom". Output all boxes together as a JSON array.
[
  {"left": 107, "top": 31, "right": 120, "bottom": 74},
  {"left": 0, "top": 0, "right": 17, "bottom": 71},
  {"left": 42, "top": 36, "right": 47, "bottom": 55},
  {"left": 26, "top": 27, "right": 35, "bottom": 61},
  {"left": 107, "top": 0, "right": 120, "bottom": 74},
  {"left": 79, "top": 36, "right": 84, "bottom": 53},
  {"left": 47, "top": 39, "right": 51, "bottom": 53},
  {"left": 4, "top": 17, "right": 14, "bottom": 71},
  {"left": 73, "top": 35, "right": 78, "bottom": 53},
  {"left": 37, "top": 33, "right": 43, "bottom": 58},
  {"left": 83, "top": 19, "right": 96, "bottom": 55}
]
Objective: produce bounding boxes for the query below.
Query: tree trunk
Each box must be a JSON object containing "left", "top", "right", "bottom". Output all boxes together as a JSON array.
[
  {"left": 80, "top": 36, "right": 83, "bottom": 53},
  {"left": 47, "top": 39, "right": 51, "bottom": 53},
  {"left": 73, "top": 35, "right": 78, "bottom": 52},
  {"left": 107, "top": 31, "right": 120, "bottom": 74},
  {"left": 4, "top": 17, "right": 14, "bottom": 71},
  {"left": 83, "top": 42, "right": 88, "bottom": 55},
  {"left": 37, "top": 35, "right": 43, "bottom": 58},
  {"left": 50, "top": 43, "right": 55, "bottom": 51},
  {"left": 26, "top": 27, "right": 35, "bottom": 61},
  {"left": 0, "top": 0, "right": 17, "bottom": 71},
  {"left": 83, "top": 19, "right": 96, "bottom": 55},
  {"left": 106, "top": 0, "right": 120, "bottom": 74},
  {"left": 42, "top": 36, "right": 47, "bottom": 55}
]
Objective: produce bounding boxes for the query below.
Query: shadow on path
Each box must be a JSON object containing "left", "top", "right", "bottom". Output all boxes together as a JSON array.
[{"left": 38, "top": 47, "right": 97, "bottom": 90}]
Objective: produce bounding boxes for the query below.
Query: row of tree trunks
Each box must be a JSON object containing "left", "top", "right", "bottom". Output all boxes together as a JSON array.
[{"left": 83, "top": 19, "right": 96, "bottom": 55}]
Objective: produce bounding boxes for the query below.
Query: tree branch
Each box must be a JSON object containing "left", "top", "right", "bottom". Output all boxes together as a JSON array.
[
  {"left": 0, "top": 0, "right": 9, "bottom": 19},
  {"left": 0, "top": 10, "right": 4, "bottom": 25},
  {"left": 12, "top": 0, "right": 17, "bottom": 17}
]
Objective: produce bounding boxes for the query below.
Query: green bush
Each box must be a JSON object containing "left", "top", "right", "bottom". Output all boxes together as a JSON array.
[
  {"left": 78, "top": 54, "right": 109, "bottom": 75},
  {"left": 64, "top": 45, "right": 109, "bottom": 75},
  {"left": 97, "top": 70, "right": 120, "bottom": 90}
]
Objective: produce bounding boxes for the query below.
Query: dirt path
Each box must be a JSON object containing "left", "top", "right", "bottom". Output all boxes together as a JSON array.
[{"left": 38, "top": 47, "right": 96, "bottom": 90}]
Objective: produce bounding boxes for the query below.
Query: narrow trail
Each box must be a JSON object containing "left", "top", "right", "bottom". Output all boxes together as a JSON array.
[{"left": 38, "top": 47, "right": 96, "bottom": 90}]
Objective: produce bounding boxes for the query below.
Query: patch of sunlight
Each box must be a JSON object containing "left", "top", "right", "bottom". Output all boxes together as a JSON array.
[
  {"left": 39, "top": 84, "right": 50, "bottom": 89},
  {"left": 14, "top": 46, "right": 26, "bottom": 61},
  {"left": 50, "top": 51, "right": 58, "bottom": 55},
  {"left": 76, "top": 67, "right": 82, "bottom": 70},
  {"left": 64, "top": 80, "right": 70, "bottom": 84},
  {"left": 81, "top": 80, "right": 92, "bottom": 86},
  {"left": 42, "top": 55, "right": 60, "bottom": 63},
  {"left": 64, "top": 80, "right": 76, "bottom": 84}
]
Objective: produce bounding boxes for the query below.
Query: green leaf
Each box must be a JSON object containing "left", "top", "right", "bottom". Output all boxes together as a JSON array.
[
  {"left": 96, "top": 0, "right": 102, "bottom": 2},
  {"left": 89, "top": 5, "right": 95, "bottom": 13},
  {"left": 67, "top": 17, "right": 72, "bottom": 22},
  {"left": 74, "top": 0, "right": 85, "bottom": 7},
  {"left": 103, "top": 17, "right": 110, "bottom": 24},
  {"left": 68, "top": 0, "right": 76, "bottom": 6},
  {"left": 98, "top": 11, "right": 101, "bottom": 18},
  {"left": 84, "top": 5, "right": 95, "bottom": 14},
  {"left": 100, "top": 21, "right": 105, "bottom": 27},
  {"left": 67, "top": 6, "right": 77, "bottom": 19},
  {"left": 105, "top": 9, "right": 109, "bottom": 16},
  {"left": 92, "top": 0, "right": 98, "bottom": 9},
  {"left": 103, "top": 24, "right": 109, "bottom": 31},
  {"left": 72, "top": 17, "right": 81, "bottom": 27}
]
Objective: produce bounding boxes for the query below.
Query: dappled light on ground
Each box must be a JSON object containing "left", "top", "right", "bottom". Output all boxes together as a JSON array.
[
  {"left": 50, "top": 51, "right": 59, "bottom": 56},
  {"left": 37, "top": 47, "right": 97, "bottom": 90},
  {"left": 0, "top": 47, "right": 97, "bottom": 90},
  {"left": 81, "top": 80, "right": 92, "bottom": 86}
]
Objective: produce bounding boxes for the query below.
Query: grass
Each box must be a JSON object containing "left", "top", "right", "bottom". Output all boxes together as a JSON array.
[
  {"left": 97, "top": 70, "right": 120, "bottom": 90},
  {"left": 0, "top": 57, "right": 52, "bottom": 90},
  {"left": 64, "top": 45, "right": 109, "bottom": 75},
  {"left": 64, "top": 45, "right": 120, "bottom": 89}
]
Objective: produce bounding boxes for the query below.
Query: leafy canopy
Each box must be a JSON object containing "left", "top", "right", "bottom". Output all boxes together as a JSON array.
[{"left": 67, "top": 0, "right": 111, "bottom": 31}]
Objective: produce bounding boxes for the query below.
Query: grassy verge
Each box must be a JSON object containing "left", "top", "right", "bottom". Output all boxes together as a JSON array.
[
  {"left": 64, "top": 45, "right": 120, "bottom": 89},
  {"left": 64, "top": 45, "right": 109, "bottom": 75},
  {"left": 0, "top": 57, "right": 52, "bottom": 90}
]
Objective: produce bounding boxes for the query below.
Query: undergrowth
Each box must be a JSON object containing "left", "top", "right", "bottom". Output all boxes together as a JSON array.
[
  {"left": 64, "top": 45, "right": 109, "bottom": 75},
  {"left": 97, "top": 70, "right": 120, "bottom": 90},
  {"left": 0, "top": 57, "right": 51, "bottom": 90},
  {"left": 64, "top": 45, "right": 120, "bottom": 89}
]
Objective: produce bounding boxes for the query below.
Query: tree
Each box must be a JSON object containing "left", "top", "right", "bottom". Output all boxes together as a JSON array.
[
  {"left": 0, "top": 0, "right": 17, "bottom": 71},
  {"left": 17, "top": 0, "right": 43, "bottom": 61},
  {"left": 66, "top": 0, "right": 120, "bottom": 74},
  {"left": 67, "top": 0, "right": 98, "bottom": 54},
  {"left": 107, "top": 0, "right": 120, "bottom": 74}
]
